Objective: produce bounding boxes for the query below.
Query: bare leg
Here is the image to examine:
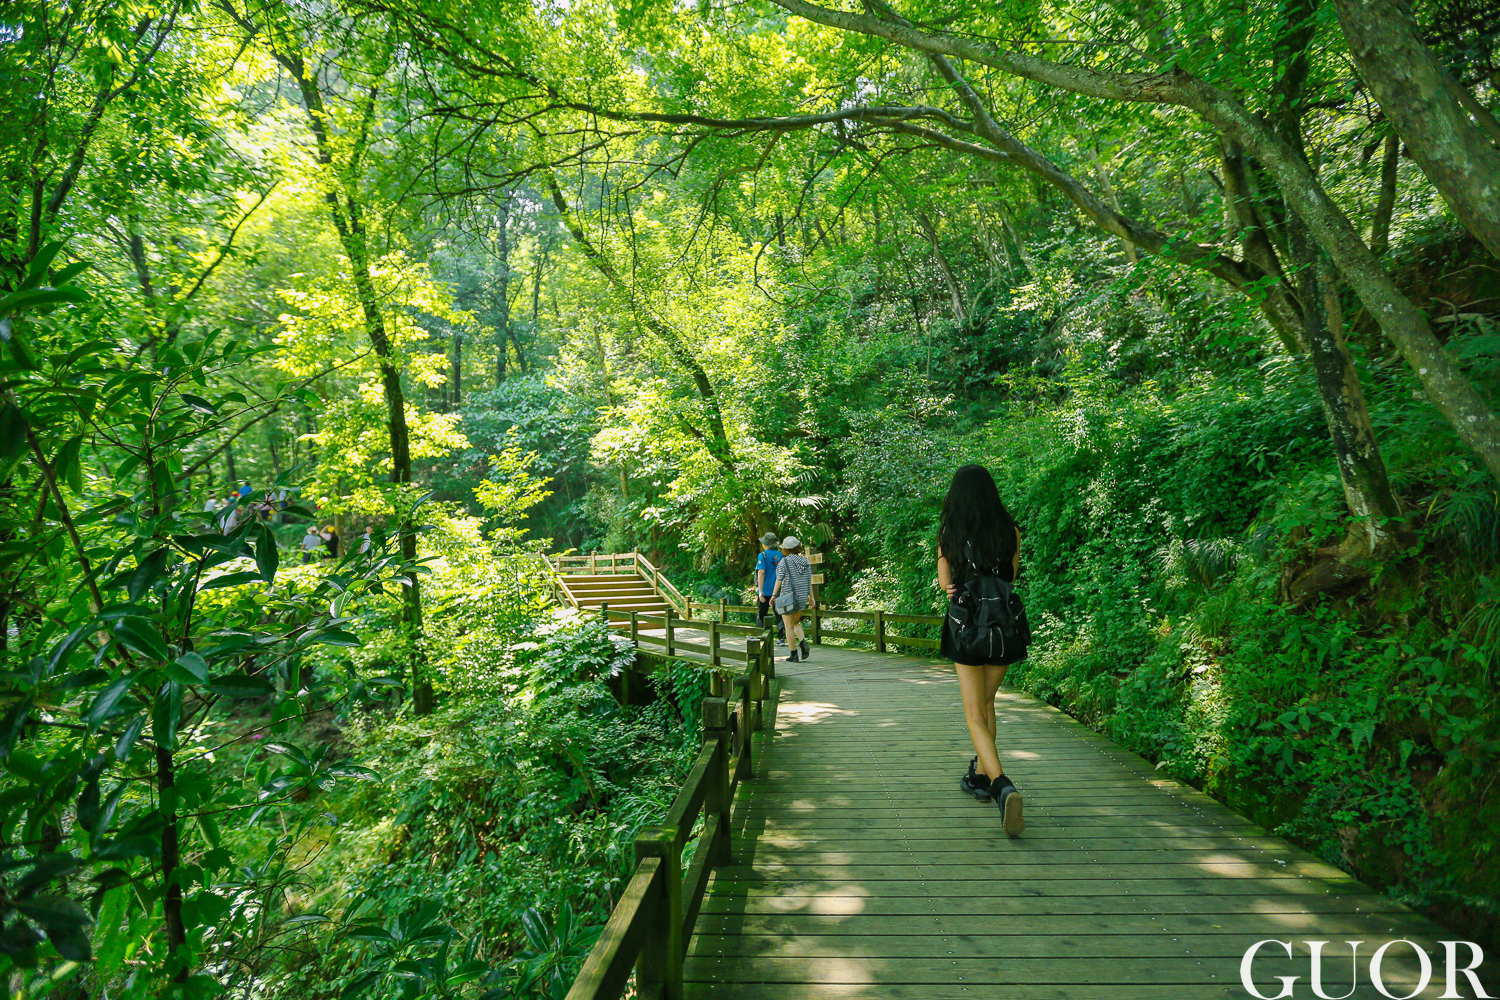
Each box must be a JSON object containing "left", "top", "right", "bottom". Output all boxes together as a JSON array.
[
  {"left": 956, "top": 663, "right": 1005, "bottom": 780},
  {"left": 781, "top": 611, "right": 803, "bottom": 651}
]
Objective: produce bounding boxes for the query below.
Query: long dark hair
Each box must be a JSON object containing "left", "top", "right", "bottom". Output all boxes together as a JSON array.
[{"left": 938, "top": 464, "right": 1018, "bottom": 583}]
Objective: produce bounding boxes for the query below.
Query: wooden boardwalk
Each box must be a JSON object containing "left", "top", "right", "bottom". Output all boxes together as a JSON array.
[{"left": 683, "top": 644, "right": 1480, "bottom": 999}]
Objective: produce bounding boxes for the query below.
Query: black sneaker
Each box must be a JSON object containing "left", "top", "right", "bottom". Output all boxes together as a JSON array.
[
  {"left": 799, "top": 639, "right": 810, "bottom": 659},
  {"left": 959, "top": 757, "right": 992, "bottom": 801},
  {"left": 992, "top": 774, "right": 1025, "bottom": 836},
  {"left": 786, "top": 649, "right": 800, "bottom": 663}
]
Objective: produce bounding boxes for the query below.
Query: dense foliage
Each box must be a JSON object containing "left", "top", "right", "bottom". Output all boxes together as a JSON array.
[{"left": 1, "top": 0, "right": 1498, "bottom": 993}]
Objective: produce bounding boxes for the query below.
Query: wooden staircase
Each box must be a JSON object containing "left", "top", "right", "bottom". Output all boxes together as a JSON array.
[
  {"left": 564, "top": 574, "right": 670, "bottom": 617},
  {"left": 538, "top": 552, "right": 688, "bottom": 622}
]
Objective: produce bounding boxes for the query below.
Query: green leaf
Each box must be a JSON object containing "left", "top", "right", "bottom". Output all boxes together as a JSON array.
[
  {"left": 313, "top": 628, "right": 362, "bottom": 647},
  {"left": 0, "top": 286, "right": 91, "bottom": 314},
  {"left": 23, "top": 243, "right": 67, "bottom": 289},
  {"left": 0, "top": 402, "right": 28, "bottom": 462},
  {"left": 127, "top": 549, "right": 169, "bottom": 604},
  {"left": 45, "top": 623, "right": 94, "bottom": 676},
  {"left": 112, "top": 617, "right": 170, "bottom": 662},
  {"left": 153, "top": 681, "right": 181, "bottom": 751},
  {"left": 327, "top": 763, "right": 381, "bottom": 782},
  {"left": 256, "top": 523, "right": 279, "bottom": 583},
  {"left": 113, "top": 714, "right": 146, "bottom": 761},
  {"left": 168, "top": 652, "right": 209, "bottom": 684},
  {"left": 12, "top": 898, "right": 92, "bottom": 963},
  {"left": 83, "top": 677, "right": 135, "bottom": 727},
  {"left": 53, "top": 434, "right": 83, "bottom": 494},
  {"left": 0, "top": 695, "right": 32, "bottom": 758},
  {"left": 178, "top": 393, "right": 217, "bottom": 416},
  {"left": 49, "top": 261, "right": 89, "bottom": 286},
  {"left": 207, "top": 673, "right": 274, "bottom": 699},
  {"left": 262, "top": 742, "right": 311, "bottom": 770},
  {"left": 200, "top": 571, "right": 262, "bottom": 591},
  {"left": 339, "top": 970, "right": 384, "bottom": 999}
]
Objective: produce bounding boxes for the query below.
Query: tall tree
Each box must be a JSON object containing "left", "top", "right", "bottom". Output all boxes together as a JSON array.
[{"left": 219, "top": 0, "right": 433, "bottom": 713}]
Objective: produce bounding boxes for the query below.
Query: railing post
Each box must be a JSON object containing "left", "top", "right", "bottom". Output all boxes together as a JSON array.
[
  {"left": 590, "top": 552, "right": 597, "bottom": 574},
  {"left": 601, "top": 601, "right": 609, "bottom": 626},
  {"left": 665, "top": 605, "right": 675, "bottom": 658},
  {"left": 812, "top": 603, "right": 821, "bottom": 645},
  {"left": 874, "top": 609, "right": 886, "bottom": 653},
  {"left": 701, "top": 698, "right": 732, "bottom": 863},
  {"left": 763, "top": 627, "right": 776, "bottom": 681},
  {"left": 709, "top": 619, "right": 720, "bottom": 669},
  {"left": 719, "top": 597, "right": 727, "bottom": 623},
  {"left": 631, "top": 610, "right": 640, "bottom": 644},
  {"left": 634, "top": 826, "right": 683, "bottom": 1000}
]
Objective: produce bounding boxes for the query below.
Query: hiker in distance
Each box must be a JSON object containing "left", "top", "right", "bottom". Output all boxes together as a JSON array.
[
  {"left": 938, "top": 464, "right": 1030, "bottom": 836},
  {"left": 754, "top": 531, "right": 788, "bottom": 645},
  {"left": 771, "top": 536, "right": 815, "bottom": 662}
]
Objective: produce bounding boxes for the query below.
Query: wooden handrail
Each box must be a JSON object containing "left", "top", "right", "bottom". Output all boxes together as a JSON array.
[
  {"left": 686, "top": 599, "right": 943, "bottom": 652},
  {"left": 632, "top": 551, "right": 688, "bottom": 616},
  {"left": 564, "top": 639, "right": 774, "bottom": 1000}
]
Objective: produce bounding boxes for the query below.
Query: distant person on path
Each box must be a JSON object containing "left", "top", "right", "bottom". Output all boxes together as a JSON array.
[
  {"left": 321, "top": 525, "right": 340, "bottom": 559},
  {"left": 301, "top": 526, "right": 323, "bottom": 564},
  {"left": 771, "top": 536, "right": 814, "bottom": 663},
  {"left": 754, "top": 532, "right": 787, "bottom": 645},
  {"left": 938, "top": 464, "right": 1026, "bottom": 836}
]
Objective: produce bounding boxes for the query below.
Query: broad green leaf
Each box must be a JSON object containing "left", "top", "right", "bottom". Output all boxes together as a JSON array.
[
  {"left": 0, "top": 402, "right": 28, "bottom": 462},
  {"left": 256, "top": 523, "right": 279, "bottom": 583},
  {"left": 23, "top": 243, "right": 66, "bottom": 289},
  {"left": 153, "top": 681, "right": 181, "bottom": 750},
  {"left": 82, "top": 677, "right": 135, "bottom": 727},
  {"left": 112, "top": 714, "right": 146, "bottom": 761},
  {"left": 200, "top": 570, "right": 263, "bottom": 591},
  {"left": 207, "top": 673, "right": 274, "bottom": 698},
  {"left": 53, "top": 434, "right": 83, "bottom": 494},
  {"left": 111, "top": 617, "right": 170, "bottom": 662},
  {"left": 168, "top": 651, "right": 209, "bottom": 684},
  {"left": 313, "top": 628, "right": 362, "bottom": 647},
  {"left": 178, "top": 393, "right": 217, "bottom": 416},
  {"left": 0, "top": 286, "right": 90, "bottom": 314},
  {"left": 127, "top": 549, "right": 169, "bottom": 603}
]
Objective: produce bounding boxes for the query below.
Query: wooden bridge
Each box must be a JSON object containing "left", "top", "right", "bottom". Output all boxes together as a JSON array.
[{"left": 542, "top": 556, "right": 1484, "bottom": 1000}]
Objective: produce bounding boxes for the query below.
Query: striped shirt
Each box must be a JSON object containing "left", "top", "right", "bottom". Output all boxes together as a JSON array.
[{"left": 776, "top": 554, "right": 813, "bottom": 610}]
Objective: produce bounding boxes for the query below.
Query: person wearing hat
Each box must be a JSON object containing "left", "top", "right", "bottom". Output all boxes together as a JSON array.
[
  {"left": 754, "top": 531, "right": 787, "bottom": 644},
  {"left": 770, "top": 536, "right": 815, "bottom": 662}
]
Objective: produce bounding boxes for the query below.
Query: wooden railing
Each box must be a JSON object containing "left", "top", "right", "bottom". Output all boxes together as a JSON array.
[
  {"left": 687, "top": 599, "right": 942, "bottom": 653},
  {"left": 603, "top": 607, "right": 767, "bottom": 674},
  {"left": 564, "top": 629, "right": 776, "bottom": 1000}
]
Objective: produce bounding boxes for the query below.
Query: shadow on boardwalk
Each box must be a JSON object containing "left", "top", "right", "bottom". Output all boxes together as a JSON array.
[{"left": 683, "top": 644, "right": 1488, "bottom": 999}]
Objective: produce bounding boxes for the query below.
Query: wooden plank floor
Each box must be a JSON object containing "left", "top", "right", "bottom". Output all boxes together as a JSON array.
[{"left": 684, "top": 644, "right": 1486, "bottom": 999}]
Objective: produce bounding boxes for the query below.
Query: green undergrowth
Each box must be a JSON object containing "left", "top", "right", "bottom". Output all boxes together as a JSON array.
[
  {"left": 250, "top": 592, "right": 710, "bottom": 1000},
  {"left": 843, "top": 355, "right": 1500, "bottom": 949}
]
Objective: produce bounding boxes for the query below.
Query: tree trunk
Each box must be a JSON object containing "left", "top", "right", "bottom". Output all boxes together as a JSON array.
[
  {"left": 545, "top": 174, "right": 736, "bottom": 467},
  {"left": 157, "top": 744, "right": 188, "bottom": 984},
  {"left": 266, "top": 42, "right": 432, "bottom": 715},
  {"left": 225, "top": 441, "right": 237, "bottom": 486},
  {"left": 495, "top": 194, "right": 511, "bottom": 387},
  {"left": 1331, "top": 0, "right": 1500, "bottom": 261},
  {"left": 451, "top": 331, "right": 462, "bottom": 408},
  {"left": 1370, "top": 134, "right": 1399, "bottom": 257},
  {"left": 1289, "top": 217, "right": 1402, "bottom": 553},
  {"left": 915, "top": 212, "right": 965, "bottom": 321}
]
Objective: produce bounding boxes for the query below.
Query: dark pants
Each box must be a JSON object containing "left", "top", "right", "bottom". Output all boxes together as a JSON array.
[{"left": 757, "top": 596, "right": 787, "bottom": 641}]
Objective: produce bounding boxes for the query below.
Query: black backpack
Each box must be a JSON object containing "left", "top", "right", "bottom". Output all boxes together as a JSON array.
[{"left": 948, "top": 574, "right": 1031, "bottom": 664}]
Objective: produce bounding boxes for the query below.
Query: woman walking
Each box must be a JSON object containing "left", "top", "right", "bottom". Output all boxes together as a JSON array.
[
  {"left": 771, "top": 536, "right": 815, "bottom": 663},
  {"left": 938, "top": 464, "right": 1027, "bottom": 836}
]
